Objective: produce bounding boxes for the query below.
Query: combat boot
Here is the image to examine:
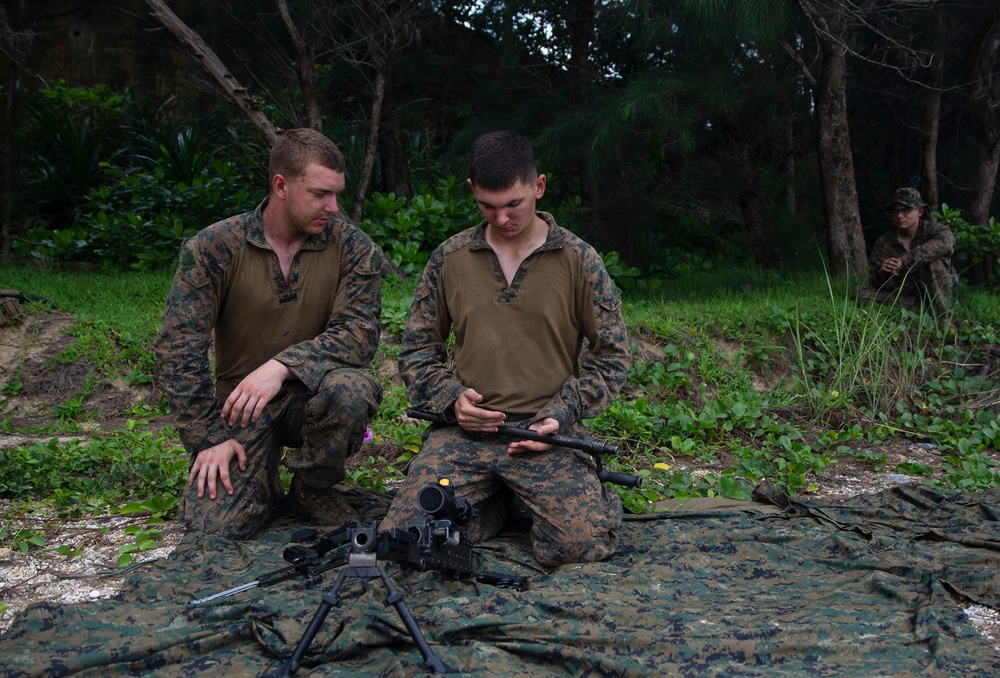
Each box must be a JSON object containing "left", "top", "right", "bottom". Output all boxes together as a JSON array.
[{"left": 288, "top": 472, "right": 361, "bottom": 525}]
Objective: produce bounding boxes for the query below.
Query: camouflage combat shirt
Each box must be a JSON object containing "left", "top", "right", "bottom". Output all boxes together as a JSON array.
[
  {"left": 399, "top": 211, "right": 630, "bottom": 428},
  {"left": 154, "top": 199, "right": 383, "bottom": 456},
  {"left": 868, "top": 218, "right": 955, "bottom": 287}
]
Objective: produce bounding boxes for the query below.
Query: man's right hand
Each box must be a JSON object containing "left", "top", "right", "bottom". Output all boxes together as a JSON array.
[
  {"left": 454, "top": 388, "right": 506, "bottom": 432},
  {"left": 221, "top": 359, "right": 290, "bottom": 428},
  {"left": 880, "top": 256, "right": 903, "bottom": 276},
  {"left": 188, "top": 439, "right": 247, "bottom": 501}
]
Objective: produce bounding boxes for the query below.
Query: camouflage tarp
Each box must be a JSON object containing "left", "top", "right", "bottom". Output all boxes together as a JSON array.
[{"left": 2, "top": 483, "right": 999, "bottom": 677}]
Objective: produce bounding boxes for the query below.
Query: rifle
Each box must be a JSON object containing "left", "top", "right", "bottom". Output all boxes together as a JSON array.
[
  {"left": 406, "top": 409, "right": 642, "bottom": 488},
  {"left": 261, "top": 481, "right": 477, "bottom": 676},
  {"left": 189, "top": 481, "right": 476, "bottom": 606},
  {"left": 188, "top": 522, "right": 354, "bottom": 605}
]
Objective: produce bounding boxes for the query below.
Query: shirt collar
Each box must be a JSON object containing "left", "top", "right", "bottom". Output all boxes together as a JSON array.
[
  {"left": 470, "top": 211, "right": 565, "bottom": 251},
  {"left": 245, "top": 197, "right": 333, "bottom": 251}
]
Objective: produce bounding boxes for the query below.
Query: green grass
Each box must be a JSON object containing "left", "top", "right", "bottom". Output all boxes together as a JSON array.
[
  {"left": 4, "top": 267, "right": 173, "bottom": 377},
  {"left": 1, "top": 262, "right": 999, "bottom": 536},
  {"left": 2, "top": 266, "right": 173, "bottom": 338}
]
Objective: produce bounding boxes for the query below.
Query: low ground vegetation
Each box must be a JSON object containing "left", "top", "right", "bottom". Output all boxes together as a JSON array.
[{"left": 1, "top": 264, "right": 999, "bottom": 627}]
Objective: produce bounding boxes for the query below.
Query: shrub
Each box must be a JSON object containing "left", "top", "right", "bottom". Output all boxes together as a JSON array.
[
  {"left": 359, "top": 176, "right": 475, "bottom": 275},
  {"left": 936, "top": 203, "right": 1000, "bottom": 286},
  {"left": 14, "top": 159, "right": 258, "bottom": 270}
]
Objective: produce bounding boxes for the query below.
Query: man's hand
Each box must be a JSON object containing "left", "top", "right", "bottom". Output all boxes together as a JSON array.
[
  {"left": 454, "top": 388, "right": 506, "bottom": 432},
  {"left": 221, "top": 359, "right": 291, "bottom": 427},
  {"left": 508, "top": 418, "right": 559, "bottom": 454},
  {"left": 188, "top": 439, "right": 247, "bottom": 500},
  {"left": 880, "top": 257, "right": 904, "bottom": 276}
]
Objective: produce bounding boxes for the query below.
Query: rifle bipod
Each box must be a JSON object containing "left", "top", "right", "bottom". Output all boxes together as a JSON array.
[{"left": 262, "top": 529, "right": 458, "bottom": 677}]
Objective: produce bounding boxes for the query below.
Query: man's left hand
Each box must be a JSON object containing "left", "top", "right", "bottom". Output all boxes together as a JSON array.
[
  {"left": 508, "top": 417, "right": 560, "bottom": 454},
  {"left": 221, "top": 359, "right": 291, "bottom": 427}
]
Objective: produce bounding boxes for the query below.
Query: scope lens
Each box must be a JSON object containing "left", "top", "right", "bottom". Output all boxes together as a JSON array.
[
  {"left": 418, "top": 485, "right": 448, "bottom": 514},
  {"left": 417, "top": 483, "right": 475, "bottom": 526}
]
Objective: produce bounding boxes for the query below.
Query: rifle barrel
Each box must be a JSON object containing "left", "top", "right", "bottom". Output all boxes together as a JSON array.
[
  {"left": 189, "top": 579, "right": 261, "bottom": 605},
  {"left": 494, "top": 423, "right": 618, "bottom": 455}
]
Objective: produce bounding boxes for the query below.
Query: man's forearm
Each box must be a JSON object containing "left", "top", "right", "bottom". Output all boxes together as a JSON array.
[{"left": 905, "top": 229, "right": 954, "bottom": 269}]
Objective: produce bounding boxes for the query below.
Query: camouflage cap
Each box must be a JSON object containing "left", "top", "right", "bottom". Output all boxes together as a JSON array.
[{"left": 884, "top": 187, "right": 926, "bottom": 210}]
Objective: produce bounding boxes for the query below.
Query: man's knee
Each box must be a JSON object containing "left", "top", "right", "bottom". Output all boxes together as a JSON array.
[
  {"left": 291, "top": 369, "right": 381, "bottom": 467},
  {"left": 529, "top": 490, "right": 623, "bottom": 566},
  {"left": 180, "top": 494, "right": 269, "bottom": 541},
  {"left": 310, "top": 368, "right": 382, "bottom": 422},
  {"left": 921, "top": 259, "right": 957, "bottom": 310}
]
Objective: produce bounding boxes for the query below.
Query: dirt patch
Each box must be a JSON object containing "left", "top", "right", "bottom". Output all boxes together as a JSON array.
[{"left": 0, "top": 312, "right": 159, "bottom": 433}]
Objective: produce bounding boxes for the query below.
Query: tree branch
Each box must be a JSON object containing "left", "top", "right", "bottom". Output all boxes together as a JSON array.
[
  {"left": 143, "top": 0, "right": 278, "bottom": 146},
  {"left": 782, "top": 40, "right": 817, "bottom": 88},
  {"left": 275, "top": 0, "right": 322, "bottom": 131}
]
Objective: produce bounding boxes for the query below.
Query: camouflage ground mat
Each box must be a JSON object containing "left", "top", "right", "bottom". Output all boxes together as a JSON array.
[{"left": 2, "top": 482, "right": 999, "bottom": 676}]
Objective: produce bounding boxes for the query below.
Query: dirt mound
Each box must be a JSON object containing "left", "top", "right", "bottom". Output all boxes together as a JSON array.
[{"left": 0, "top": 312, "right": 160, "bottom": 444}]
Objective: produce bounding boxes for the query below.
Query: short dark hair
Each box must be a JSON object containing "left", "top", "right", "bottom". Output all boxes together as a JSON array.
[
  {"left": 468, "top": 130, "right": 537, "bottom": 191},
  {"left": 269, "top": 128, "right": 345, "bottom": 183}
]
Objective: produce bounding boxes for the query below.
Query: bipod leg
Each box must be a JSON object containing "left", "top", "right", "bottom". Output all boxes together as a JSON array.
[
  {"left": 375, "top": 567, "right": 457, "bottom": 674},
  {"left": 263, "top": 553, "right": 458, "bottom": 677},
  {"left": 263, "top": 566, "right": 353, "bottom": 678}
]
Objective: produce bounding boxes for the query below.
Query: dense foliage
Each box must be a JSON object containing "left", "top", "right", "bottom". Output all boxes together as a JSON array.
[{"left": 6, "top": 1, "right": 1000, "bottom": 283}]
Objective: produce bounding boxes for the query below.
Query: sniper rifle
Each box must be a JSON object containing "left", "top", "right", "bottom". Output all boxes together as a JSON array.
[
  {"left": 262, "top": 480, "right": 477, "bottom": 676},
  {"left": 189, "top": 480, "right": 475, "bottom": 606}
]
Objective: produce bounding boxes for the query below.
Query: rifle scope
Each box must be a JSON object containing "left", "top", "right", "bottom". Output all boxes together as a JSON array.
[{"left": 418, "top": 482, "right": 476, "bottom": 527}]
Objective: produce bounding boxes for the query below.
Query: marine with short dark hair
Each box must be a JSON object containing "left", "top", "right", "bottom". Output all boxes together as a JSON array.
[
  {"left": 154, "top": 128, "right": 383, "bottom": 540},
  {"left": 379, "top": 130, "right": 630, "bottom": 566}
]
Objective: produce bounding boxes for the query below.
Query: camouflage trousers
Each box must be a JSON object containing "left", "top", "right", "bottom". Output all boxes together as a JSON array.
[
  {"left": 853, "top": 258, "right": 957, "bottom": 316},
  {"left": 380, "top": 420, "right": 623, "bottom": 567},
  {"left": 179, "top": 368, "right": 382, "bottom": 540}
]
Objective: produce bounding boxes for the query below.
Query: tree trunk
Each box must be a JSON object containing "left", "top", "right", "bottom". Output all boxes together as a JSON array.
[
  {"left": 566, "top": 0, "right": 596, "bottom": 80},
  {"left": 1, "top": 67, "right": 13, "bottom": 264},
  {"left": 815, "top": 36, "right": 867, "bottom": 279},
  {"left": 921, "top": 4, "right": 944, "bottom": 211},
  {"left": 144, "top": 0, "right": 278, "bottom": 146},
  {"left": 275, "top": 0, "right": 321, "bottom": 131},
  {"left": 378, "top": 87, "right": 413, "bottom": 200},
  {"left": 352, "top": 69, "right": 387, "bottom": 224},
  {"left": 783, "top": 109, "right": 796, "bottom": 214},
  {"left": 966, "top": 141, "right": 1000, "bottom": 285},
  {"left": 1, "top": 5, "right": 31, "bottom": 264},
  {"left": 738, "top": 189, "right": 778, "bottom": 269},
  {"left": 968, "top": 140, "right": 1000, "bottom": 230},
  {"left": 351, "top": 68, "right": 404, "bottom": 279},
  {"left": 964, "top": 0, "right": 1000, "bottom": 285}
]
